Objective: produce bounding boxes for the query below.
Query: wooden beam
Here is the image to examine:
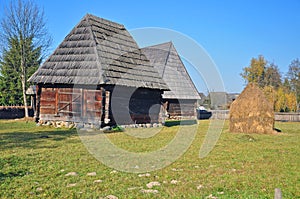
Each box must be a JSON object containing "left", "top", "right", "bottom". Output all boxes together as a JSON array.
[
  {"left": 104, "top": 90, "right": 110, "bottom": 124},
  {"left": 55, "top": 88, "right": 58, "bottom": 115},
  {"left": 35, "top": 84, "right": 42, "bottom": 122}
]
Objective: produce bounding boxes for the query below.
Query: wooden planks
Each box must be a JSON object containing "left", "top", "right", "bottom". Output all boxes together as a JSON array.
[
  {"left": 40, "top": 88, "right": 56, "bottom": 114},
  {"left": 40, "top": 87, "right": 104, "bottom": 121}
]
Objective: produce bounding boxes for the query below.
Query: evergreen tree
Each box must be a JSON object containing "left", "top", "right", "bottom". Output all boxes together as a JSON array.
[
  {"left": 0, "top": 0, "right": 51, "bottom": 116},
  {"left": 0, "top": 36, "right": 41, "bottom": 106}
]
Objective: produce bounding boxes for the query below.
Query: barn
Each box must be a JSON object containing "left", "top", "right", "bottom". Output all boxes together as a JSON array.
[
  {"left": 141, "top": 42, "right": 200, "bottom": 119},
  {"left": 28, "top": 14, "right": 168, "bottom": 126}
]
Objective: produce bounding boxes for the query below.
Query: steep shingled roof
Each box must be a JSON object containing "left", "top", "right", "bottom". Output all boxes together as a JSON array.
[
  {"left": 141, "top": 42, "right": 200, "bottom": 99},
  {"left": 29, "top": 14, "right": 168, "bottom": 90}
]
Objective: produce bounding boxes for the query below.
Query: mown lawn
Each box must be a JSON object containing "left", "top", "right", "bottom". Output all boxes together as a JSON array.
[{"left": 0, "top": 119, "right": 299, "bottom": 198}]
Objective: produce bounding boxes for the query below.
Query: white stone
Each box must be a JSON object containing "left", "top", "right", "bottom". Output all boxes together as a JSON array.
[
  {"left": 197, "top": 184, "right": 204, "bottom": 190},
  {"left": 170, "top": 180, "right": 179, "bottom": 184},
  {"left": 138, "top": 173, "right": 151, "bottom": 177},
  {"left": 87, "top": 172, "right": 96, "bottom": 176},
  {"left": 105, "top": 195, "right": 118, "bottom": 199},
  {"left": 65, "top": 172, "right": 78, "bottom": 176},
  {"left": 66, "top": 183, "right": 77, "bottom": 187},
  {"left": 140, "top": 189, "right": 159, "bottom": 194},
  {"left": 36, "top": 187, "right": 43, "bottom": 191},
  {"left": 146, "top": 181, "right": 160, "bottom": 189}
]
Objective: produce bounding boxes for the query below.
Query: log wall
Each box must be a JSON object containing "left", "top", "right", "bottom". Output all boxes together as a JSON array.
[
  {"left": 165, "top": 99, "right": 197, "bottom": 119},
  {"left": 39, "top": 87, "right": 104, "bottom": 123},
  {"left": 109, "top": 86, "right": 163, "bottom": 125}
]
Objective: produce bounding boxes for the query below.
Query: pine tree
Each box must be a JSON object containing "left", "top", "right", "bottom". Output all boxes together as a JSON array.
[
  {"left": 0, "top": 0, "right": 51, "bottom": 116},
  {"left": 0, "top": 36, "right": 41, "bottom": 106}
]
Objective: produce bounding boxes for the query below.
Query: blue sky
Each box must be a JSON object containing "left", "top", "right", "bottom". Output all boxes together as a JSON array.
[{"left": 1, "top": 0, "right": 299, "bottom": 93}]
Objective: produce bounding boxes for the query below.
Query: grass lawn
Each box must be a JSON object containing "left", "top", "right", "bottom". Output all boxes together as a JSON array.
[{"left": 0, "top": 119, "right": 299, "bottom": 198}]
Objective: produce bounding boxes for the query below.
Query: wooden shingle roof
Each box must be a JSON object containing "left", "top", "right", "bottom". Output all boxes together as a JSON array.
[
  {"left": 141, "top": 42, "right": 200, "bottom": 99},
  {"left": 29, "top": 14, "right": 168, "bottom": 90}
]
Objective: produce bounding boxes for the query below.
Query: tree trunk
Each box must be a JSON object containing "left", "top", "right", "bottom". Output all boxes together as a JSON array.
[
  {"left": 20, "top": 36, "right": 29, "bottom": 118},
  {"left": 21, "top": 75, "right": 29, "bottom": 118}
]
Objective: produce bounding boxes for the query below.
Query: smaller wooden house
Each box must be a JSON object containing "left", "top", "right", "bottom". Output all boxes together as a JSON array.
[
  {"left": 141, "top": 42, "right": 200, "bottom": 119},
  {"left": 28, "top": 14, "right": 168, "bottom": 126}
]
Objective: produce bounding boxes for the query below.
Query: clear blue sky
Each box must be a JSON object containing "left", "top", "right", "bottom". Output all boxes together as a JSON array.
[{"left": 1, "top": 0, "right": 299, "bottom": 93}]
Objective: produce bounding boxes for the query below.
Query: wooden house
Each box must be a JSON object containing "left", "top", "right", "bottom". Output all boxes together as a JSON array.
[
  {"left": 28, "top": 14, "right": 168, "bottom": 126},
  {"left": 141, "top": 42, "right": 200, "bottom": 119}
]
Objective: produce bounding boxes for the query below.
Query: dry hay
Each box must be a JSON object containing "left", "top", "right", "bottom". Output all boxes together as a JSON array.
[{"left": 229, "top": 83, "right": 275, "bottom": 134}]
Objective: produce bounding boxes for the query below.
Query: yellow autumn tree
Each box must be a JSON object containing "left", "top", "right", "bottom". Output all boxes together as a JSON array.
[
  {"left": 274, "top": 87, "right": 286, "bottom": 112},
  {"left": 263, "top": 85, "right": 275, "bottom": 107},
  {"left": 285, "top": 92, "right": 297, "bottom": 112}
]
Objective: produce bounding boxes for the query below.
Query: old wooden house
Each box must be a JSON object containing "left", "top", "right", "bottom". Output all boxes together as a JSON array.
[
  {"left": 28, "top": 14, "right": 168, "bottom": 125},
  {"left": 141, "top": 42, "right": 200, "bottom": 119}
]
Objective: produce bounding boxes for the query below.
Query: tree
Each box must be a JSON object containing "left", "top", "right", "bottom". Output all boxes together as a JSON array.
[
  {"left": 0, "top": 0, "right": 51, "bottom": 117},
  {"left": 241, "top": 55, "right": 267, "bottom": 88},
  {"left": 287, "top": 58, "right": 300, "bottom": 106},
  {"left": 263, "top": 85, "right": 275, "bottom": 107},
  {"left": 285, "top": 92, "right": 297, "bottom": 112},
  {"left": 0, "top": 36, "right": 41, "bottom": 106},
  {"left": 274, "top": 87, "right": 286, "bottom": 112},
  {"left": 282, "top": 77, "right": 291, "bottom": 93},
  {"left": 264, "top": 63, "right": 282, "bottom": 89}
]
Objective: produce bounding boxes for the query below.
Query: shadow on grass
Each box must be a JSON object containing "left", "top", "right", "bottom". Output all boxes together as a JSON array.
[
  {"left": 0, "top": 128, "right": 77, "bottom": 149},
  {"left": 164, "top": 119, "right": 197, "bottom": 127},
  {"left": 0, "top": 171, "right": 28, "bottom": 181}
]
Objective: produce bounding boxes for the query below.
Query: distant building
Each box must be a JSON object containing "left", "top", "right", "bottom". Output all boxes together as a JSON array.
[
  {"left": 209, "top": 92, "right": 228, "bottom": 110},
  {"left": 200, "top": 92, "right": 240, "bottom": 110}
]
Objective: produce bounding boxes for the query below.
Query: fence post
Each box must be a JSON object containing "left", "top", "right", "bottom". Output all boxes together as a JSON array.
[{"left": 274, "top": 188, "right": 282, "bottom": 199}]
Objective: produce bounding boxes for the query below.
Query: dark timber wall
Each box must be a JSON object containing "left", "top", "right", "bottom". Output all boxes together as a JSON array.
[
  {"left": 108, "top": 86, "right": 163, "bottom": 125},
  {"left": 164, "top": 99, "right": 197, "bottom": 119}
]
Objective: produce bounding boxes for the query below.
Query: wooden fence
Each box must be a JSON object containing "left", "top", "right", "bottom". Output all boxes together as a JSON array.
[
  {"left": 0, "top": 106, "right": 34, "bottom": 119},
  {"left": 210, "top": 110, "right": 300, "bottom": 122}
]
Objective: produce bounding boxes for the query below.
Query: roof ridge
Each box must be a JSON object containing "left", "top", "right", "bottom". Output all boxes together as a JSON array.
[
  {"left": 85, "top": 13, "right": 125, "bottom": 29},
  {"left": 84, "top": 15, "right": 105, "bottom": 84},
  {"left": 142, "top": 41, "right": 173, "bottom": 49},
  {"left": 161, "top": 43, "right": 173, "bottom": 78}
]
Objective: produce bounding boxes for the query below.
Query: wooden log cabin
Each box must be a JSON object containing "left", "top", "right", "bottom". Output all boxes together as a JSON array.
[
  {"left": 141, "top": 42, "right": 201, "bottom": 119},
  {"left": 28, "top": 14, "right": 168, "bottom": 126}
]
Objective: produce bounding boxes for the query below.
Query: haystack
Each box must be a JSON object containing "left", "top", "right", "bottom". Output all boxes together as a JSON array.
[{"left": 229, "top": 83, "right": 274, "bottom": 134}]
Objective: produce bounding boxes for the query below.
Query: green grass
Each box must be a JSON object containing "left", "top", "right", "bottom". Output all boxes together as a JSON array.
[{"left": 0, "top": 119, "right": 299, "bottom": 198}]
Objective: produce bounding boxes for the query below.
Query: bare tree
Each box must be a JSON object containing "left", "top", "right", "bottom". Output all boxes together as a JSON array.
[
  {"left": 287, "top": 58, "right": 300, "bottom": 110},
  {"left": 0, "top": 0, "right": 51, "bottom": 117}
]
